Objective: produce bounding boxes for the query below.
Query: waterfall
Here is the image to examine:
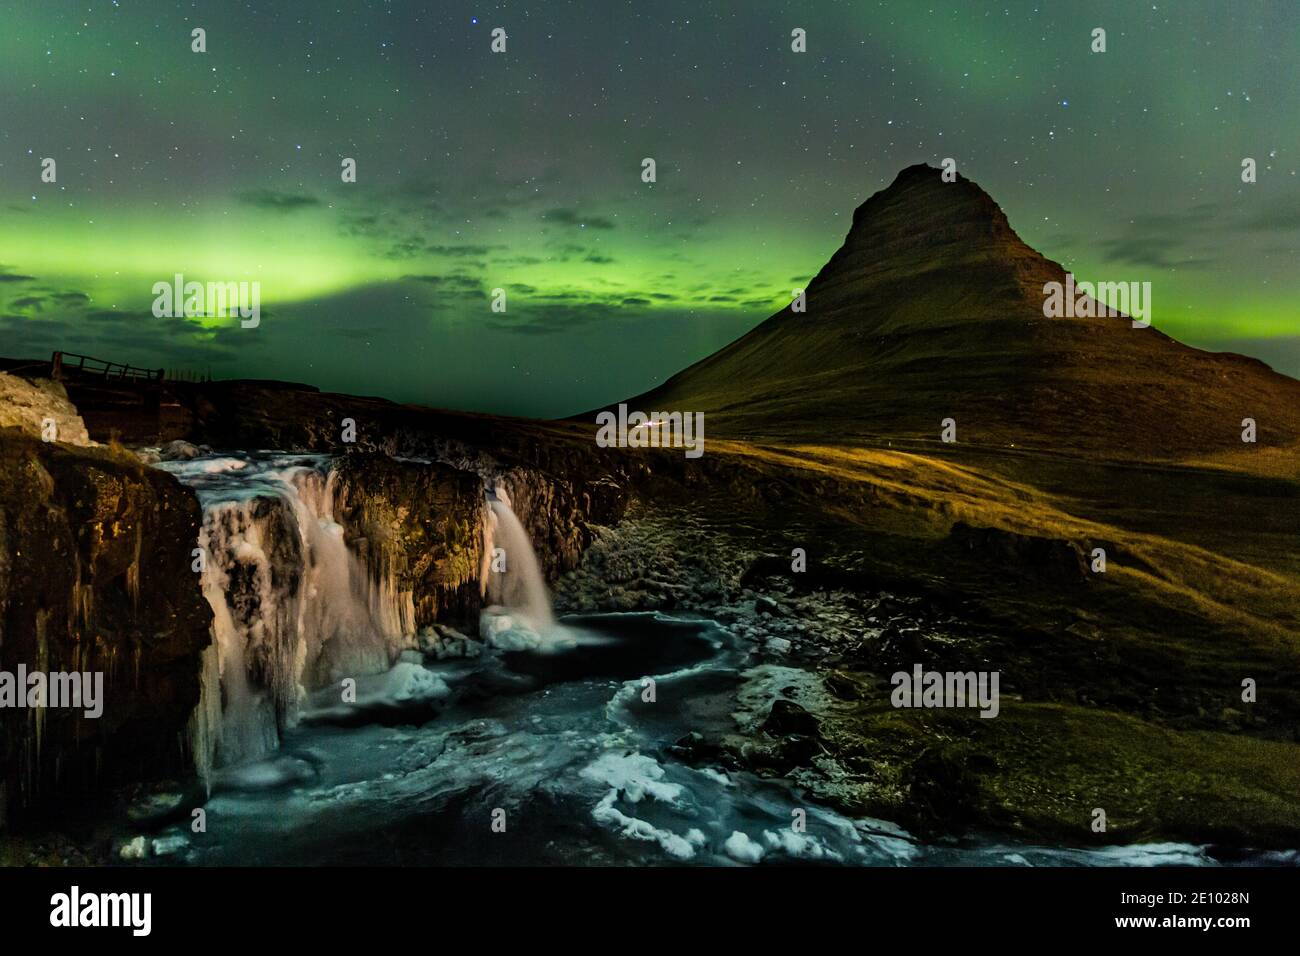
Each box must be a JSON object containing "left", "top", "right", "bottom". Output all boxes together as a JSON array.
[
  {"left": 487, "top": 488, "right": 555, "bottom": 631},
  {"left": 163, "top": 454, "right": 405, "bottom": 771},
  {"left": 482, "top": 486, "right": 570, "bottom": 650}
]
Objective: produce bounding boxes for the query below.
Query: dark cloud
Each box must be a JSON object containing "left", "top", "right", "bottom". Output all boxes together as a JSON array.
[
  {"left": 487, "top": 302, "right": 611, "bottom": 335},
  {"left": 1097, "top": 237, "right": 1214, "bottom": 270},
  {"left": 541, "top": 208, "right": 617, "bottom": 230},
  {"left": 340, "top": 213, "right": 382, "bottom": 237},
  {"left": 401, "top": 274, "right": 484, "bottom": 293},
  {"left": 426, "top": 245, "right": 501, "bottom": 258},
  {"left": 396, "top": 178, "right": 443, "bottom": 199},
  {"left": 237, "top": 189, "right": 322, "bottom": 212},
  {"left": 1240, "top": 195, "right": 1300, "bottom": 232},
  {"left": 1093, "top": 205, "right": 1223, "bottom": 271},
  {"left": 0, "top": 302, "right": 238, "bottom": 369},
  {"left": 382, "top": 236, "right": 428, "bottom": 260}
]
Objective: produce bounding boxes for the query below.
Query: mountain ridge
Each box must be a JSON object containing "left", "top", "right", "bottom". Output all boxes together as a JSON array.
[{"left": 621, "top": 164, "right": 1300, "bottom": 464}]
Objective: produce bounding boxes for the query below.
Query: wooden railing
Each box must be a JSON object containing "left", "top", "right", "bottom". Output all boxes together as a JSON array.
[{"left": 51, "top": 351, "right": 165, "bottom": 383}]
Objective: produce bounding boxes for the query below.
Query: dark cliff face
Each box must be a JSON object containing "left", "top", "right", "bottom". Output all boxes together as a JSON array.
[
  {"left": 0, "top": 431, "right": 212, "bottom": 827},
  {"left": 330, "top": 453, "right": 490, "bottom": 629}
]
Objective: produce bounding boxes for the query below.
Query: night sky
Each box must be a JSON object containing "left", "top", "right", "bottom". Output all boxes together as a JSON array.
[{"left": 2, "top": 1, "right": 1297, "bottom": 417}]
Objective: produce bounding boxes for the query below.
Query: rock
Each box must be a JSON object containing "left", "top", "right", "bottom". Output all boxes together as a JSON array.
[
  {"left": 159, "top": 439, "right": 210, "bottom": 461},
  {"left": 824, "top": 669, "right": 865, "bottom": 700},
  {"left": 331, "top": 453, "right": 488, "bottom": 629},
  {"left": 755, "top": 596, "right": 780, "bottom": 616},
  {"left": 0, "top": 373, "right": 94, "bottom": 446},
  {"left": 118, "top": 837, "right": 148, "bottom": 861},
  {"left": 0, "top": 433, "right": 212, "bottom": 828},
  {"left": 765, "top": 637, "right": 792, "bottom": 655},
  {"left": 126, "top": 789, "right": 186, "bottom": 823},
  {"left": 762, "top": 699, "right": 821, "bottom": 737}
]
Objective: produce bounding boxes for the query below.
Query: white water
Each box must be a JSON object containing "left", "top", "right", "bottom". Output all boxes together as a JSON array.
[{"left": 161, "top": 454, "right": 408, "bottom": 771}]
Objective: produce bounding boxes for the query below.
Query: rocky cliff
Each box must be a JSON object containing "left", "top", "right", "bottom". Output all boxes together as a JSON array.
[
  {"left": 330, "top": 453, "right": 490, "bottom": 629},
  {"left": 0, "top": 431, "right": 212, "bottom": 827}
]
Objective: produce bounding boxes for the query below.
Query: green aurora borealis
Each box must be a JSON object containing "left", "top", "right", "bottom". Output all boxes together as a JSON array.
[{"left": 1, "top": 0, "right": 1297, "bottom": 417}]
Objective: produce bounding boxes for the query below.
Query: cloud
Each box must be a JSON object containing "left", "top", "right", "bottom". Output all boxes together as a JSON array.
[
  {"left": 541, "top": 208, "right": 617, "bottom": 229},
  {"left": 382, "top": 236, "right": 428, "bottom": 260},
  {"left": 0, "top": 267, "right": 35, "bottom": 283},
  {"left": 237, "top": 189, "right": 322, "bottom": 212},
  {"left": 485, "top": 301, "right": 622, "bottom": 335},
  {"left": 396, "top": 178, "right": 443, "bottom": 199},
  {"left": 402, "top": 274, "right": 484, "bottom": 293},
  {"left": 1096, "top": 237, "right": 1214, "bottom": 270},
  {"left": 0, "top": 304, "right": 239, "bottom": 368},
  {"left": 426, "top": 244, "right": 501, "bottom": 258},
  {"left": 1240, "top": 195, "right": 1300, "bottom": 233},
  {"left": 1093, "top": 205, "right": 1222, "bottom": 270}
]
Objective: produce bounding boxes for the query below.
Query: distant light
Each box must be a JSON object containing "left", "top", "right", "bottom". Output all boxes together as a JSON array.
[{"left": 471, "top": 17, "right": 478, "bottom": 24}]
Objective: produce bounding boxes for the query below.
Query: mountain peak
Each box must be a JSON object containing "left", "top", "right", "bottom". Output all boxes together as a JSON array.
[
  {"left": 812, "top": 164, "right": 1050, "bottom": 310},
  {"left": 624, "top": 165, "right": 1300, "bottom": 458}
]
